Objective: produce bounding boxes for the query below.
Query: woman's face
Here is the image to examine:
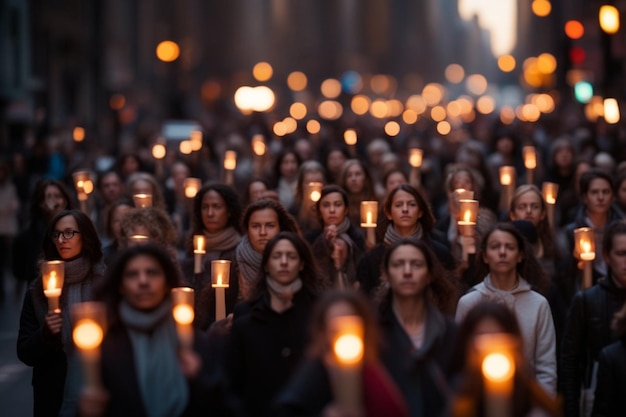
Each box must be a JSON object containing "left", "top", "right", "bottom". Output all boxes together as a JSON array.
[
  {"left": 248, "top": 208, "right": 280, "bottom": 253},
  {"left": 201, "top": 190, "right": 229, "bottom": 233},
  {"left": 451, "top": 171, "right": 474, "bottom": 192},
  {"left": 327, "top": 150, "right": 347, "bottom": 177},
  {"left": 248, "top": 181, "right": 268, "bottom": 202},
  {"left": 52, "top": 215, "right": 83, "bottom": 260},
  {"left": 385, "top": 244, "right": 430, "bottom": 299},
  {"left": 131, "top": 179, "right": 153, "bottom": 196},
  {"left": 345, "top": 164, "right": 365, "bottom": 194},
  {"left": 43, "top": 185, "right": 67, "bottom": 215},
  {"left": 265, "top": 239, "right": 303, "bottom": 286},
  {"left": 385, "top": 172, "right": 407, "bottom": 194},
  {"left": 119, "top": 254, "right": 168, "bottom": 311},
  {"left": 554, "top": 147, "right": 573, "bottom": 169},
  {"left": 280, "top": 153, "right": 299, "bottom": 179},
  {"left": 483, "top": 230, "right": 523, "bottom": 275},
  {"left": 510, "top": 190, "right": 545, "bottom": 226},
  {"left": 111, "top": 204, "right": 132, "bottom": 242},
  {"left": 617, "top": 180, "right": 626, "bottom": 209},
  {"left": 387, "top": 189, "right": 421, "bottom": 232},
  {"left": 319, "top": 192, "right": 347, "bottom": 226}
]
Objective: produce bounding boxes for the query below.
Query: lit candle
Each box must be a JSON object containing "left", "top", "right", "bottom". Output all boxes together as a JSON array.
[
  {"left": 499, "top": 166, "right": 516, "bottom": 212},
  {"left": 184, "top": 178, "right": 202, "bottom": 199},
  {"left": 212, "top": 260, "right": 231, "bottom": 321},
  {"left": 475, "top": 333, "right": 517, "bottom": 417},
  {"left": 327, "top": 315, "right": 364, "bottom": 414},
  {"left": 133, "top": 193, "right": 152, "bottom": 208},
  {"left": 344, "top": 129, "right": 357, "bottom": 157},
  {"left": 457, "top": 199, "right": 479, "bottom": 261},
  {"left": 152, "top": 139, "right": 167, "bottom": 179},
  {"left": 73, "top": 171, "right": 93, "bottom": 213},
  {"left": 171, "top": 287, "right": 195, "bottom": 349},
  {"left": 574, "top": 227, "right": 595, "bottom": 289},
  {"left": 307, "top": 182, "right": 323, "bottom": 203},
  {"left": 224, "top": 151, "right": 237, "bottom": 185},
  {"left": 408, "top": 148, "right": 423, "bottom": 188},
  {"left": 541, "top": 182, "right": 559, "bottom": 229},
  {"left": 190, "top": 130, "right": 203, "bottom": 152},
  {"left": 193, "top": 235, "right": 206, "bottom": 274},
  {"left": 523, "top": 146, "right": 536, "bottom": 184},
  {"left": 42, "top": 261, "right": 65, "bottom": 313},
  {"left": 360, "top": 201, "right": 378, "bottom": 247},
  {"left": 251, "top": 134, "right": 266, "bottom": 177},
  {"left": 71, "top": 302, "right": 106, "bottom": 389},
  {"left": 128, "top": 234, "right": 149, "bottom": 246}
]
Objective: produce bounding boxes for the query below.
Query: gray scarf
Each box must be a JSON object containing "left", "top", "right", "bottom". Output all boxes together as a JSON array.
[
  {"left": 203, "top": 226, "right": 241, "bottom": 252},
  {"left": 235, "top": 235, "right": 262, "bottom": 299},
  {"left": 383, "top": 223, "right": 423, "bottom": 247},
  {"left": 266, "top": 275, "right": 303, "bottom": 302},
  {"left": 119, "top": 299, "right": 189, "bottom": 417}
]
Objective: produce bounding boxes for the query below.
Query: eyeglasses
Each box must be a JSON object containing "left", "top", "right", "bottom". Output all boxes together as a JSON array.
[{"left": 51, "top": 229, "right": 81, "bottom": 240}]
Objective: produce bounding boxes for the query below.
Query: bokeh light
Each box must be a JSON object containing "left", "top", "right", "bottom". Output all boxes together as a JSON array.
[{"left": 156, "top": 40, "right": 180, "bottom": 62}]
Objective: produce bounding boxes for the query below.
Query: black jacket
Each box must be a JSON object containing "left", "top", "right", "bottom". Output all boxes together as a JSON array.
[
  {"left": 559, "top": 276, "right": 626, "bottom": 417},
  {"left": 592, "top": 337, "right": 626, "bottom": 417},
  {"left": 226, "top": 289, "right": 316, "bottom": 417},
  {"left": 379, "top": 302, "right": 457, "bottom": 417}
]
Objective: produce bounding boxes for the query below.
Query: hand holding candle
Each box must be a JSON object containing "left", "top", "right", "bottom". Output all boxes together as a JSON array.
[
  {"left": 212, "top": 260, "right": 231, "bottom": 321},
  {"left": 360, "top": 201, "right": 378, "bottom": 248},
  {"left": 193, "top": 235, "right": 206, "bottom": 274},
  {"left": 172, "top": 287, "right": 195, "bottom": 350},
  {"left": 574, "top": 227, "right": 595, "bottom": 289},
  {"left": 43, "top": 261, "right": 65, "bottom": 313},
  {"left": 72, "top": 302, "right": 107, "bottom": 390}
]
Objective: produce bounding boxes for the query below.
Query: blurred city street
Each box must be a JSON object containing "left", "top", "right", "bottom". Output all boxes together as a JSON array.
[{"left": 0, "top": 275, "right": 33, "bottom": 417}]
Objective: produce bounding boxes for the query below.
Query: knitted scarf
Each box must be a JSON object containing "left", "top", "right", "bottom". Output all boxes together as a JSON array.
[
  {"left": 203, "top": 226, "right": 241, "bottom": 252},
  {"left": 119, "top": 299, "right": 189, "bottom": 417},
  {"left": 235, "top": 235, "right": 262, "bottom": 299},
  {"left": 266, "top": 275, "right": 303, "bottom": 306},
  {"left": 383, "top": 223, "right": 423, "bottom": 247}
]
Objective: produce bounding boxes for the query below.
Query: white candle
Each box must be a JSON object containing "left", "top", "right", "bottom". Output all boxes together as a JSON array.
[
  {"left": 212, "top": 261, "right": 231, "bottom": 321},
  {"left": 328, "top": 315, "right": 364, "bottom": 414},
  {"left": 71, "top": 302, "right": 106, "bottom": 389},
  {"left": 171, "top": 288, "right": 195, "bottom": 349}
]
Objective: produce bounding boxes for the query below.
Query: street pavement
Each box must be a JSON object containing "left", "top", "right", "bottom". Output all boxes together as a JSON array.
[{"left": 0, "top": 275, "right": 34, "bottom": 416}]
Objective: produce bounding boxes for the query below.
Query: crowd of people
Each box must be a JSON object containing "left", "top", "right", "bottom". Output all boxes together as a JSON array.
[{"left": 2, "top": 119, "right": 626, "bottom": 417}]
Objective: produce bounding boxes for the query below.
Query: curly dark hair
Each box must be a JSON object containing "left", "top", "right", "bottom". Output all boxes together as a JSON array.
[
  {"left": 187, "top": 183, "right": 242, "bottom": 252},
  {"left": 379, "top": 238, "right": 459, "bottom": 315},
  {"left": 241, "top": 199, "right": 301, "bottom": 237},
  {"left": 43, "top": 209, "right": 103, "bottom": 266},
  {"left": 475, "top": 223, "right": 549, "bottom": 295},
  {"left": 248, "top": 232, "right": 324, "bottom": 301}
]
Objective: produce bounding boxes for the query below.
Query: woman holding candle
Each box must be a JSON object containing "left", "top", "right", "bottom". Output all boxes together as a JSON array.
[
  {"left": 455, "top": 223, "right": 557, "bottom": 395},
  {"left": 79, "top": 244, "right": 223, "bottom": 417},
  {"left": 356, "top": 183, "right": 454, "bottom": 297},
  {"left": 183, "top": 183, "right": 242, "bottom": 329},
  {"left": 126, "top": 171, "right": 167, "bottom": 210},
  {"left": 311, "top": 185, "right": 365, "bottom": 289},
  {"left": 288, "top": 160, "right": 326, "bottom": 237},
  {"left": 227, "top": 232, "right": 323, "bottom": 417},
  {"left": 235, "top": 199, "right": 301, "bottom": 300},
  {"left": 377, "top": 239, "right": 459, "bottom": 417},
  {"left": 274, "top": 290, "right": 409, "bottom": 417},
  {"left": 338, "top": 159, "right": 377, "bottom": 228},
  {"left": 17, "top": 209, "right": 105, "bottom": 416},
  {"left": 448, "top": 302, "right": 561, "bottom": 417}
]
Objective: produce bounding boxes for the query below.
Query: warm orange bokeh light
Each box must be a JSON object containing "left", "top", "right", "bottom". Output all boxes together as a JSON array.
[
  {"left": 531, "top": 0, "right": 551, "bottom": 17},
  {"left": 156, "top": 40, "right": 180, "bottom": 62},
  {"left": 287, "top": 71, "right": 308, "bottom": 91},
  {"left": 565, "top": 20, "right": 584, "bottom": 40},
  {"left": 498, "top": 55, "right": 516, "bottom": 72},
  {"left": 253, "top": 62, "right": 273, "bottom": 82}
]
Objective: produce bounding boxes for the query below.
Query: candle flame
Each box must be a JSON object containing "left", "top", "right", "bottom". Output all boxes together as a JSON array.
[
  {"left": 581, "top": 240, "right": 591, "bottom": 253},
  {"left": 463, "top": 210, "right": 471, "bottom": 223},
  {"left": 73, "top": 319, "right": 104, "bottom": 350},
  {"left": 310, "top": 190, "right": 321, "bottom": 202},
  {"left": 501, "top": 173, "right": 511, "bottom": 185},
  {"left": 546, "top": 194, "right": 556, "bottom": 204},
  {"left": 48, "top": 272, "right": 57, "bottom": 290},
  {"left": 482, "top": 352, "right": 515, "bottom": 382},
  {"left": 173, "top": 304, "right": 194, "bottom": 325},
  {"left": 334, "top": 334, "right": 364, "bottom": 365},
  {"left": 217, "top": 274, "right": 223, "bottom": 286},
  {"left": 196, "top": 236, "right": 205, "bottom": 251},
  {"left": 366, "top": 211, "right": 372, "bottom": 225}
]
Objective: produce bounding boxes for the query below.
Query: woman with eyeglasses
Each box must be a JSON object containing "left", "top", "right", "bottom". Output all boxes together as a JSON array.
[{"left": 17, "top": 209, "right": 105, "bottom": 416}]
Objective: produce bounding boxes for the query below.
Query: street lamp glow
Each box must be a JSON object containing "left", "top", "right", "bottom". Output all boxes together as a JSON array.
[{"left": 599, "top": 5, "right": 620, "bottom": 34}]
